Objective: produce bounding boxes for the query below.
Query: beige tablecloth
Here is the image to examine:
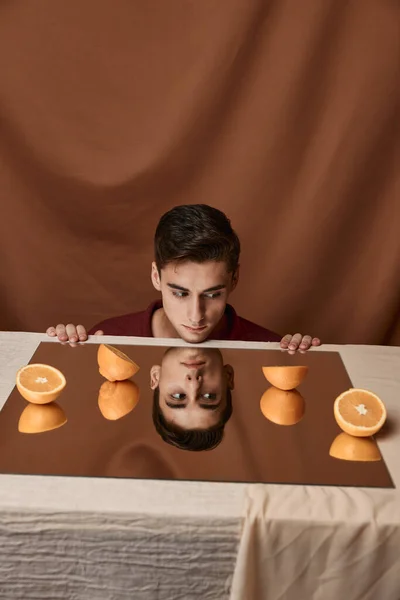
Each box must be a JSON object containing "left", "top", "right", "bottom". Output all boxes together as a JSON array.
[{"left": 0, "top": 333, "right": 399, "bottom": 599}]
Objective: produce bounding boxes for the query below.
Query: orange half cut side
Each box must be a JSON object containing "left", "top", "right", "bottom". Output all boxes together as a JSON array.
[
  {"left": 16, "top": 364, "right": 66, "bottom": 404},
  {"left": 333, "top": 388, "right": 387, "bottom": 437}
]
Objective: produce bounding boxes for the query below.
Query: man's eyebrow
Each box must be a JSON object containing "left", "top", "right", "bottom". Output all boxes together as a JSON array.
[
  {"left": 165, "top": 400, "right": 221, "bottom": 410},
  {"left": 202, "top": 285, "right": 226, "bottom": 293},
  {"left": 166, "top": 283, "right": 226, "bottom": 293},
  {"left": 165, "top": 401, "right": 186, "bottom": 409},
  {"left": 167, "top": 283, "right": 189, "bottom": 292}
]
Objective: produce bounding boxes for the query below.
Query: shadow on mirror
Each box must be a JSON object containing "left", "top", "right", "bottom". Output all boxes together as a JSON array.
[
  {"left": 104, "top": 443, "right": 178, "bottom": 479},
  {"left": 150, "top": 347, "right": 234, "bottom": 451}
]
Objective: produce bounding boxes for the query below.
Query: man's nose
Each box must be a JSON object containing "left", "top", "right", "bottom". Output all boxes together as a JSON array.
[
  {"left": 188, "top": 297, "right": 204, "bottom": 325},
  {"left": 186, "top": 370, "right": 202, "bottom": 385}
]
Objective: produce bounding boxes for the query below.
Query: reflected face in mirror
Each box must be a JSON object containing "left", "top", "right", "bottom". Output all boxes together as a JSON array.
[{"left": 150, "top": 347, "right": 234, "bottom": 430}]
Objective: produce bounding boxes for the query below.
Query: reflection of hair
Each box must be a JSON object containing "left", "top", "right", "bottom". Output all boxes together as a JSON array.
[
  {"left": 152, "top": 387, "right": 233, "bottom": 452},
  {"left": 154, "top": 204, "right": 240, "bottom": 274}
]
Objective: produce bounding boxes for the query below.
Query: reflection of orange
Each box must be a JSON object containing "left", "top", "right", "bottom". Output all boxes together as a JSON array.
[
  {"left": 334, "top": 388, "right": 387, "bottom": 437},
  {"left": 260, "top": 386, "right": 305, "bottom": 425},
  {"left": 98, "top": 380, "right": 140, "bottom": 420},
  {"left": 97, "top": 344, "right": 139, "bottom": 382},
  {"left": 16, "top": 364, "right": 66, "bottom": 404},
  {"left": 329, "top": 432, "right": 381, "bottom": 462},
  {"left": 262, "top": 366, "right": 308, "bottom": 390},
  {"left": 18, "top": 402, "right": 67, "bottom": 433}
]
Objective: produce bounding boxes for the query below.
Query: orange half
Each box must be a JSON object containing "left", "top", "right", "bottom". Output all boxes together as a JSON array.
[
  {"left": 260, "top": 386, "right": 305, "bottom": 426},
  {"left": 97, "top": 344, "right": 140, "bottom": 382},
  {"left": 18, "top": 402, "right": 67, "bottom": 434},
  {"left": 329, "top": 432, "right": 381, "bottom": 462},
  {"left": 98, "top": 379, "right": 140, "bottom": 420},
  {"left": 333, "top": 388, "right": 387, "bottom": 437},
  {"left": 16, "top": 364, "right": 66, "bottom": 404},
  {"left": 262, "top": 365, "right": 309, "bottom": 390}
]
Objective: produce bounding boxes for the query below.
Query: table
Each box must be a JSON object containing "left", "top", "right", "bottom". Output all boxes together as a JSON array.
[{"left": 1, "top": 332, "right": 399, "bottom": 599}]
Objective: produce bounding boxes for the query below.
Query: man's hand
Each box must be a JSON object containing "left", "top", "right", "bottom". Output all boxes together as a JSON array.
[
  {"left": 46, "top": 324, "right": 104, "bottom": 344},
  {"left": 280, "top": 333, "right": 321, "bottom": 353}
]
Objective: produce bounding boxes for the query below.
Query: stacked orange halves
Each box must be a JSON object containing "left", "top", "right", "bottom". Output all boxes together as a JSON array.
[
  {"left": 16, "top": 364, "right": 67, "bottom": 433},
  {"left": 260, "top": 366, "right": 308, "bottom": 426},
  {"left": 330, "top": 389, "right": 387, "bottom": 462},
  {"left": 97, "top": 344, "right": 140, "bottom": 420}
]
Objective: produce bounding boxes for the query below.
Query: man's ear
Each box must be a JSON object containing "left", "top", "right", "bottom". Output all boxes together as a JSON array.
[
  {"left": 151, "top": 262, "right": 161, "bottom": 291},
  {"left": 224, "top": 364, "right": 235, "bottom": 390},
  {"left": 231, "top": 266, "right": 240, "bottom": 292},
  {"left": 150, "top": 365, "right": 161, "bottom": 390}
]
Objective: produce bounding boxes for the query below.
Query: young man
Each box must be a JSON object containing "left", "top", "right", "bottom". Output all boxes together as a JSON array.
[
  {"left": 151, "top": 347, "right": 234, "bottom": 451},
  {"left": 46, "top": 204, "right": 321, "bottom": 350}
]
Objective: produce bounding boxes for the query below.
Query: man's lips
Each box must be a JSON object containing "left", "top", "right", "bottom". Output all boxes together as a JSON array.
[
  {"left": 181, "top": 361, "right": 206, "bottom": 367},
  {"left": 183, "top": 325, "right": 207, "bottom": 332}
]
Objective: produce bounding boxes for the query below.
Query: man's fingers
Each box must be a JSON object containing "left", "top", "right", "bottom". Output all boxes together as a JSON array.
[
  {"left": 55, "top": 324, "right": 68, "bottom": 341},
  {"left": 66, "top": 323, "right": 78, "bottom": 342},
  {"left": 280, "top": 334, "right": 292, "bottom": 348},
  {"left": 281, "top": 333, "right": 321, "bottom": 352},
  {"left": 93, "top": 330, "right": 104, "bottom": 336},
  {"left": 48, "top": 323, "right": 94, "bottom": 344},
  {"left": 288, "top": 333, "right": 302, "bottom": 350},
  {"left": 299, "top": 335, "right": 312, "bottom": 349},
  {"left": 76, "top": 324, "right": 88, "bottom": 341}
]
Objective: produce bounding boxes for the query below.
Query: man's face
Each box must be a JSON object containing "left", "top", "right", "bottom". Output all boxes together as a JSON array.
[
  {"left": 150, "top": 347, "right": 234, "bottom": 430},
  {"left": 151, "top": 260, "right": 238, "bottom": 343}
]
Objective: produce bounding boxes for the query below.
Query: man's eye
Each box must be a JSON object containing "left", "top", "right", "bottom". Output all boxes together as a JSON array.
[
  {"left": 202, "top": 393, "right": 217, "bottom": 400},
  {"left": 204, "top": 292, "right": 221, "bottom": 299},
  {"left": 171, "top": 393, "right": 186, "bottom": 400},
  {"left": 172, "top": 291, "right": 188, "bottom": 298}
]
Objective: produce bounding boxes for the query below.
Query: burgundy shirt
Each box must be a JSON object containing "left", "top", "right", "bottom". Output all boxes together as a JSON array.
[{"left": 88, "top": 300, "right": 281, "bottom": 342}]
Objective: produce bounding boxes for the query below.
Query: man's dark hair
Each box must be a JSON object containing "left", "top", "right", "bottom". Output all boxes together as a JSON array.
[
  {"left": 152, "top": 386, "right": 233, "bottom": 451},
  {"left": 154, "top": 204, "right": 240, "bottom": 274}
]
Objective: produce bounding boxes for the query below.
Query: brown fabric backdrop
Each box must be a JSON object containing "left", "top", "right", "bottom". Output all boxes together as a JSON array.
[{"left": 0, "top": 1, "right": 399, "bottom": 345}]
